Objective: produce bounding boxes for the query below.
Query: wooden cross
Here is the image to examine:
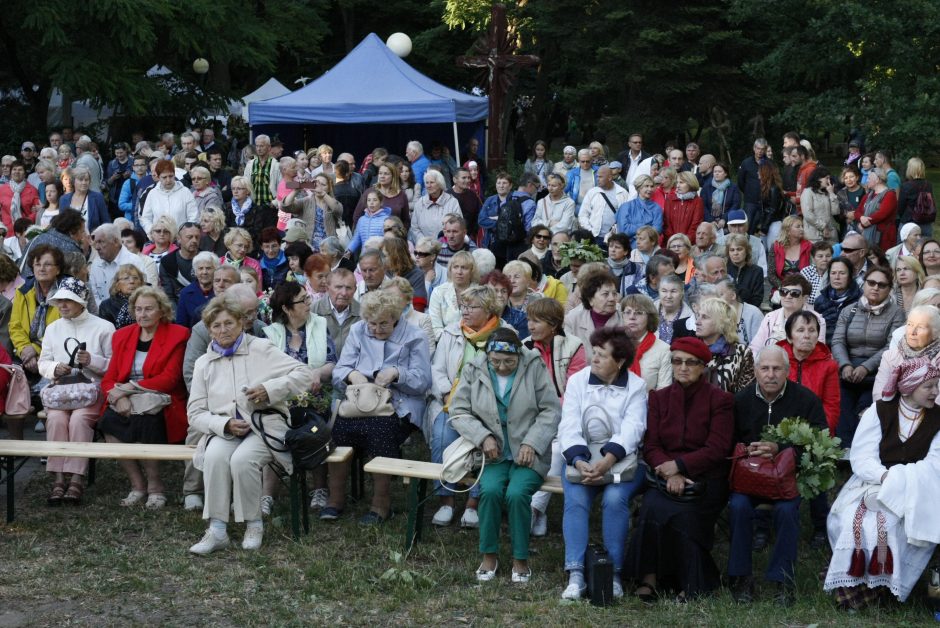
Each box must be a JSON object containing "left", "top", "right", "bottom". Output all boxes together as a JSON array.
[{"left": 457, "top": 3, "right": 539, "bottom": 170}]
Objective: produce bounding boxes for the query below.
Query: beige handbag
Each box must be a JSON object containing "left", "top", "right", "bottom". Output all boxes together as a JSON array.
[{"left": 337, "top": 383, "right": 394, "bottom": 418}]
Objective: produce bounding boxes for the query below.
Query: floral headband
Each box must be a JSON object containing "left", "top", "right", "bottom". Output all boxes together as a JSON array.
[{"left": 486, "top": 340, "right": 520, "bottom": 354}]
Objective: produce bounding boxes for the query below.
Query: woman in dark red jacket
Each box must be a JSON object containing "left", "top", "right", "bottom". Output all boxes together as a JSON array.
[
  {"left": 626, "top": 337, "right": 734, "bottom": 601},
  {"left": 857, "top": 167, "right": 898, "bottom": 249},
  {"left": 99, "top": 286, "right": 190, "bottom": 510},
  {"left": 662, "top": 171, "right": 704, "bottom": 243}
]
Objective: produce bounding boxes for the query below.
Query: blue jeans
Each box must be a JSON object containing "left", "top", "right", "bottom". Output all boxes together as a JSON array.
[
  {"left": 728, "top": 492, "right": 801, "bottom": 584},
  {"left": 431, "top": 411, "right": 480, "bottom": 498},
  {"left": 562, "top": 470, "right": 644, "bottom": 573}
]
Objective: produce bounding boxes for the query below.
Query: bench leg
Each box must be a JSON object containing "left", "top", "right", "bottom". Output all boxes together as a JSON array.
[
  {"left": 300, "top": 471, "right": 310, "bottom": 535},
  {"left": 404, "top": 478, "right": 428, "bottom": 553},
  {"left": 350, "top": 450, "right": 364, "bottom": 501},
  {"left": 87, "top": 458, "right": 96, "bottom": 488},
  {"left": 6, "top": 455, "right": 13, "bottom": 523},
  {"left": 290, "top": 472, "right": 301, "bottom": 539}
]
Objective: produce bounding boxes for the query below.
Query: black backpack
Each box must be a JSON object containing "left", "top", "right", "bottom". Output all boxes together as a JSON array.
[
  {"left": 913, "top": 185, "right": 936, "bottom": 224},
  {"left": 494, "top": 195, "right": 526, "bottom": 245}
]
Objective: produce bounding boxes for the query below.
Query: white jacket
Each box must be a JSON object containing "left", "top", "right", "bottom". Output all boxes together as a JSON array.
[
  {"left": 140, "top": 181, "right": 198, "bottom": 234},
  {"left": 558, "top": 367, "right": 648, "bottom": 464},
  {"left": 38, "top": 309, "right": 115, "bottom": 382},
  {"left": 409, "top": 192, "right": 462, "bottom": 242},
  {"left": 634, "top": 333, "right": 673, "bottom": 391},
  {"left": 532, "top": 195, "right": 576, "bottom": 234},
  {"left": 578, "top": 184, "right": 629, "bottom": 237}
]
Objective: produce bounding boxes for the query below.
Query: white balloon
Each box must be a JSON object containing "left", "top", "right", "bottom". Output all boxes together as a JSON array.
[{"left": 386, "top": 33, "right": 412, "bottom": 58}]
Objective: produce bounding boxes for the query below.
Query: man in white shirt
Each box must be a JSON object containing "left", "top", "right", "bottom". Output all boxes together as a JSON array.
[
  {"left": 88, "top": 224, "right": 151, "bottom": 304},
  {"left": 578, "top": 166, "right": 629, "bottom": 242}
]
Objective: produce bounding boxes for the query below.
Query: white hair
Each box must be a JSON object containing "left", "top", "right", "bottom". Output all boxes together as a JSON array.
[
  {"left": 578, "top": 148, "right": 591, "bottom": 159},
  {"left": 193, "top": 251, "right": 220, "bottom": 268},
  {"left": 755, "top": 345, "right": 789, "bottom": 369},
  {"left": 93, "top": 223, "right": 121, "bottom": 242},
  {"left": 472, "top": 248, "right": 496, "bottom": 276},
  {"left": 255, "top": 134, "right": 270, "bottom": 145},
  {"left": 908, "top": 304, "right": 940, "bottom": 339},
  {"left": 407, "top": 140, "right": 423, "bottom": 155},
  {"left": 423, "top": 169, "right": 446, "bottom": 190}
]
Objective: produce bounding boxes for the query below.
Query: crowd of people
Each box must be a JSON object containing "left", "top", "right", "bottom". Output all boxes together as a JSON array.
[{"left": 0, "top": 126, "right": 938, "bottom": 611}]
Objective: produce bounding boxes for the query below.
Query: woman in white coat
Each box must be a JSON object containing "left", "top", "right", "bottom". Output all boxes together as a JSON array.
[
  {"left": 558, "top": 326, "right": 648, "bottom": 600},
  {"left": 824, "top": 358, "right": 940, "bottom": 609},
  {"left": 188, "top": 293, "right": 315, "bottom": 555},
  {"left": 620, "top": 293, "right": 672, "bottom": 391},
  {"left": 140, "top": 160, "right": 198, "bottom": 235},
  {"left": 38, "top": 277, "right": 114, "bottom": 505}
]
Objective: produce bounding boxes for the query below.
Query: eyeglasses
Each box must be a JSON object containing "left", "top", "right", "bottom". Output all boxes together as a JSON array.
[
  {"left": 533, "top": 234, "right": 550, "bottom": 241},
  {"left": 152, "top": 228, "right": 169, "bottom": 234},
  {"left": 779, "top": 288, "right": 803, "bottom": 298},
  {"left": 460, "top": 304, "right": 484, "bottom": 312},
  {"left": 621, "top": 309, "right": 648, "bottom": 318},
  {"left": 33, "top": 262, "right": 58, "bottom": 269},
  {"left": 367, "top": 320, "right": 396, "bottom": 330},
  {"left": 489, "top": 356, "right": 519, "bottom": 369},
  {"left": 671, "top": 358, "right": 704, "bottom": 367},
  {"left": 414, "top": 251, "right": 435, "bottom": 257},
  {"left": 383, "top": 228, "right": 395, "bottom": 233},
  {"left": 292, "top": 295, "right": 311, "bottom": 305},
  {"left": 924, "top": 249, "right": 940, "bottom": 256},
  {"left": 840, "top": 247, "right": 862, "bottom": 254},
  {"left": 178, "top": 222, "right": 199, "bottom": 231},
  {"left": 865, "top": 279, "right": 891, "bottom": 289}
]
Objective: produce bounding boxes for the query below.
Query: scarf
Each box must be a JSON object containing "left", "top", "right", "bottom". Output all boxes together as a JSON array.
[
  {"left": 708, "top": 336, "right": 731, "bottom": 358},
  {"left": 443, "top": 316, "right": 501, "bottom": 412},
  {"left": 29, "top": 279, "right": 58, "bottom": 344},
  {"left": 223, "top": 252, "right": 245, "bottom": 269},
  {"left": 676, "top": 190, "right": 697, "bottom": 201},
  {"left": 862, "top": 189, "right": 887, "bottom": 243},
  {"left": 710, "top": 178, "right": 731, "bottom": 219},
  {"left": 860, "top": 294, "right": 889, "bottom": 316},
  {"left": 8, "top": 179, "right": 26, "bottom": 220},
  {"left": 607, "top": 257, "right": 630, "bottom": 278},
  {"left": 211, "top": 332, "right": 245, "bottom": 357},
  {"left": 260, "top": 249, "right": 286, "bottom": 272},
  {"left": 629, "top": 332, "right": 656, "bottom": 377},
  {"left": 231, "top": 197, "right": 253, "bottom": 226},
  {"left": 898, "top": 335, "right": 940, "bottom": 361},
  {"left": 487, "top": 361, "right": 517, "bottom": 461},
  {"left": 114, "top": 294, "right": 135, "bottom": 329}
]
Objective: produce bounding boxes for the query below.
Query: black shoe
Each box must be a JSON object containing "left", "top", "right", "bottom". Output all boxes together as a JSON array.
[
  {"left": 753, "top": 531, "right": 769, "bottom": 551},
  {"left": 729, "top": 576, "right": 754, "bottom": 604},
  {"left": 773, "top": 582, "right": 795, "bottom": 607},
  {"left": 810, "top": 529, "right": 829, "bottom": 550}
]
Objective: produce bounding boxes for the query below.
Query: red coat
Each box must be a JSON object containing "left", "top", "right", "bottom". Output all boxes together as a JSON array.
[
  {"left": 771, "top": 239, "right": 812, "bottom": 283},
  {"left": 0, "top": 344, "right": 13, "bottom": 414},
  {"left": 644, "top": 378, "right": 734, "bottom": 480},
  {"left": 101, "top": 322, "right": 190, "bottom": 443},
  {"left": 0, "top": 182, "right": 40, "bottom": 231},
  {"left": 777, "top": 340, "right": 840, "bottom": 435},
  {"left": 662, "top": 195, "right": 704, "bottom": 244},
  {"left": 859, "top": 189, "right": 898, "bottom": 250}
]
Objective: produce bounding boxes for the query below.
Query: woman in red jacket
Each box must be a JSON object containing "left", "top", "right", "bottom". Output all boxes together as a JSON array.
[
  {"left": 768, "top": 215, "right": 812, "bottom": 295},
  {"left": 99, "top": 286, "right": 190, "bottom": 510},
  {"left": 662, "top": 171, "right": 704, "bottom": 244},
  {"left": 777, "top": 309, "right": 840, "bottom": 549},
  {"left": 858, "top": 167, "right": 898, "bottom": 250}
]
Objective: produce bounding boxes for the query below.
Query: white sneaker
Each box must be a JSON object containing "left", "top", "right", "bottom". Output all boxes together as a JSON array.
[
  {"left": 34, "top": 420, "right": 45, "bottom": 433},
  {"left": 260, "top": 495, "right": 274, "bottom": 516},
  {"left": 531, "top": 508, "right": 548, "bottom": 536},
  {"left": 183, "top": 494, "right": 203, "bottom": 511},
  {"left": 309, "top": 488, "right": 328, "bottom": 509},
  {"left": 189, "top": 530, "right": 230, "bottom": 555},
  {"left": 242, "top": 526, "right": 263, "bottom": 550},
  {"left": 612, "top": 578, "right": 624, "bottom": 598},
  {"left": 562, "top": 582, "right": 586, "bottom": 600},
  {"left": 460, "top": 508, "right": 479, "bottom": 529},
  {"left": 431, "top": 505, "right": 454, "bottom": 526}
]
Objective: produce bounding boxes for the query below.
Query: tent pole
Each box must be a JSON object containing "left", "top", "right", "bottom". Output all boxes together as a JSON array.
[{"left": 452, "top": 122, "right": 460, "bottom": 167}]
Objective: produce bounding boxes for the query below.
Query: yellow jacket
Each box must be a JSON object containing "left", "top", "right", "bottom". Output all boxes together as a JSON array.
[
  {"left": 540, "top": 275, "right": 568, "bottom": 306},
  {"left": 10, "top": 281, "right": 60, "bottom": 358}
]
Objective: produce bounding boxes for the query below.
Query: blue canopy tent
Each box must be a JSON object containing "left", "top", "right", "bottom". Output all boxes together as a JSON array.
[{"left": 249, "top": 33, "right": 488, "bottom": 165}]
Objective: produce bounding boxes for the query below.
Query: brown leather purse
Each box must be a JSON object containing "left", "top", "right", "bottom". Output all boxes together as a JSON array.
[{"left": 729, "top": 443, "right": 799, "bottom": 500}]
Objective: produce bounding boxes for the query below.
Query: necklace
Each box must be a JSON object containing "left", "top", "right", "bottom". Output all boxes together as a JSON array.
[{"left": 899, "top": 398, "right": 924, "bottom": 439}]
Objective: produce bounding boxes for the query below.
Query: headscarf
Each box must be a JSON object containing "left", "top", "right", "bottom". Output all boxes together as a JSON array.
[{"left": 881, "top": 357, "right": 940, "bottom": 400}]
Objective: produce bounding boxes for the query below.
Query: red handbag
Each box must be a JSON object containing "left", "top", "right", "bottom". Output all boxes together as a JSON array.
[{"left": 729, "top": 443, "right": 799, "bottom": 500}]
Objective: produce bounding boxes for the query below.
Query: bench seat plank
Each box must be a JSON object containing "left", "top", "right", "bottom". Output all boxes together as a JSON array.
[
  {"left": 364, "top": 457, "right": 562, "bottom": 494},
  {"left": 0, "top": 440, "right": 353, "bottom": 463}
]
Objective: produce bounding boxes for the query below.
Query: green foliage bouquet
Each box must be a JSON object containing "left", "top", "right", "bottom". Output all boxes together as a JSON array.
[
  {"left": 558, "top": 240, "right": 605, "bottom": 266},
  {"left": 761, "top": 417, "right": 842, "bottom": 499}
]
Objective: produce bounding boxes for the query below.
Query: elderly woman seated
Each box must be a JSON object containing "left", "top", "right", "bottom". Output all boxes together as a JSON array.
[
  {"left": 874, "top": 304, "right": 940, "bottom": 400},
  {"left": 449, "top": 328, "right": 561, "bottom": 584},
  {"left": 824, "top": 359, "right": 940, "bottom": 610},
  {"left": 563, "top": 270, "right": 625, "bottom": 359},
  {"left": 187, "top": 292, "right": 316, "bottom": 554},
  {"left": 558, "top": 327, "right": 647, "bottom": 600},
  {"left": 626, "top": 337, "right": 734, "bottom": 602},
  {"left": 323, "top": 291, "right": 431, "bottom": 525},
  {"left": 98, "top": 264, "right": 145, "bottom": 330}
]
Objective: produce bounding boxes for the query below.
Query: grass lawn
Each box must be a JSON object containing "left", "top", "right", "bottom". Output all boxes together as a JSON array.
[{"left": 1, "top": 441, "right": 937, "bottom": 627}]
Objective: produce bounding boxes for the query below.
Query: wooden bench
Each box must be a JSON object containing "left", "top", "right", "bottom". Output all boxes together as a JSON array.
[
  {"left": 363, "top": 457, "right": 562, "bottom": 551},
  {"left": 0, "top": 439, "right": 352, "bottom": 538}
]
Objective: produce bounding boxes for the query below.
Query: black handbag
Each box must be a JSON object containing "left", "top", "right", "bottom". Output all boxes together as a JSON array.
[
  {"left": 251, "top": 407, "right": 336, "bottom": 472},
  {"left": 644, "top": 465, "right": 705, "bottom": 502}
]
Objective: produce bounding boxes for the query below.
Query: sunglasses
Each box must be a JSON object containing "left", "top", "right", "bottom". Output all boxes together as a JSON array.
[
  {"left": 865, "top": 279, "right": 891, "bottom": 289},
  {"left": 840, "top": 247, "right": 862, "bottom": 254},
  {"left": 179, "top": 222, "right": 199, "bottom": 231},
  {"left": 671, "top": 358, "right": 704, "bottom": 367},
  {"left": 779, "top": 288, "right": 803, "bottom": 298},
  {"left": 414, "top": 251, "right": 434, "bottom": 257},
  {"left": 533, "top": 234, "right": 550, "bottom": 241}
]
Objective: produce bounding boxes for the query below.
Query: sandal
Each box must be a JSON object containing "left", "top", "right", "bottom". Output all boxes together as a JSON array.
[
  {"left": 63, "top": 481, "right": 84, "bottom": 505},
  {"left": 47, "top": 482, "right": 66, "bottom": 506},
  {"left": 120, "top": 490, "right": 147, "bottom": 507},
  {"left": 145, "top": 493, "right": 167, "bottom": 510},
  {"left": 635, "top": 583, "right": 659, "bottom": 604}
]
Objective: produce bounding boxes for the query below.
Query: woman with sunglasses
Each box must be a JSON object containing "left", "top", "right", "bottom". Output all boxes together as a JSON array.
[
  {"left": 832, "top": 266, "right": 906, "bottom": 445},
  {"left": 749, "top": 274, "right": 826, "bottom": 353}
]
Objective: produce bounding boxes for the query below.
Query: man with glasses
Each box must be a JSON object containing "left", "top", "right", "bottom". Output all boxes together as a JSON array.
[
  {"left": 564, "top": 148, "right": 598, "bottom": 212},
  {"left": 159, "top": 222, "right": 202, "bottom": 304},
  {"left": 88, "top": 223, "right": 153, "bottom": 304},
  {"left": 436, "top": 214, "right": 476, "bottom": 274},
  {"left": 616, "top": 133, "right": 650, "bottom": 189},
  {"left": 839, "top": 232, "right": 869, "bottom": 287},
  {"left": 19, "top": 141, "right": 37, "bottom": 174},
  {"left": 242, "top": 134, "right": 280, "bottom": 206}
]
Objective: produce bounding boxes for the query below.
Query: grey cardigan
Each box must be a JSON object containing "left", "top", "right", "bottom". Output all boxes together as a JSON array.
[
  {"left": 449, "top": 350, "right": 561, "bottom": 477},
  {"left": 831, "top": 298, "right": 905, "bottom": 374}
]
